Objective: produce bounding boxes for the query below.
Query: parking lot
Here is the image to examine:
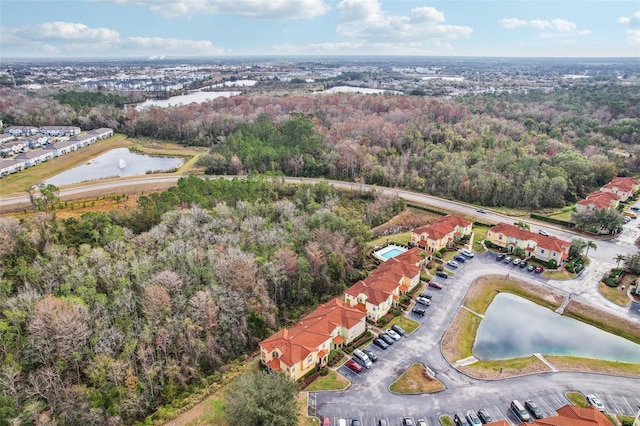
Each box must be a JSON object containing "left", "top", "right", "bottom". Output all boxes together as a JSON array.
[{"left": 313, "top": 249, "right": 640, "bottom": 425}]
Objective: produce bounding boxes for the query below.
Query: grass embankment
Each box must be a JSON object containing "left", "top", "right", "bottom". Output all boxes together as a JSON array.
[
  {"left": 541, "top": 269, "right": 576, "bottom": 280},
  {"left": 565, "top": 392, "right": 588, "bottom": 407},
  {"left": 386, "top": 315, "right": 421, "bottom": 334},
  {"left": 442, "top": 275, "right": 640, "bottom": 380},
  {"left": 598, "top": 282, "right": 631, "bottom": 307},
  {"left": 389, "top": 363, "right": 445, "bottom": 394},
  {"left": 0, "top": 134, "right": 206, "bottom": 197},
  {"left": 304, "top": 370, "right": 349, "bottom": 392}
]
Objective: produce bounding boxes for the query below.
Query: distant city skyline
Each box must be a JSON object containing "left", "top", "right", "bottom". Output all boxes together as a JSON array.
[{"left": 1, "top": 0, "right": 638, "bottom": 59}]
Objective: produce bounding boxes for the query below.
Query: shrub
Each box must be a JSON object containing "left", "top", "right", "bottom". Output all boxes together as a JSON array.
[
  {"left": 603, "top": 277, "right": 618, "bottom": 287},
  {"left": 327, "top": 350, "right": 343, "bottom": 366},
  {"left": 320, "top": 367, "right": 329, "bottom": 376},
  {"left": 377, "top": 316, "right": 388, "bottom": 326}
]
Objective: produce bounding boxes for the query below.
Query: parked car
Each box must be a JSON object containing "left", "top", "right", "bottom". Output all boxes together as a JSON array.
[
  {"left": 419, "top": 292, "right": 433, "bottom": 299},
  {"left": 351, "top": 418, "right": 361, "bottom": 426},
  {"left": 453, "top": 412, "right": 471, "bottom": 426},
  {"left": 527, "top": 264, "right": 535, "bottom": 272},
  {"left": 322, "top": 417, "right": 330, "bottom": 426},
  {"left": 460, "top": 248, "right": 474, "bottom": 258},
  {"left": 416, "top": 296, "right": 431, "bottom": 306},
  {"left": 386, "top": 329, "right": 401, "bottom": 341},
  {"left": 477, "top": 209, "right": 487, "bottom": 214},
  {"left": 477, "top": 408, "right": 493, "bottom": 423},
  {"left": 454, "top": 255, "right": 466, "bottom": 263},
  {"left": 525, "top": 400, "right": 543, "bottom": 419},
  {"left": 519, "top": 260, "right": 528, "bottom": 268},
  {"left": 429, "top": 281, "right": 443, "bottom": 289},
  {"left": 631, "top": 206, "right": 640, "bottom": 212},
  {"left": 401, "top": 418, "right": 414, "bottom": 426},
  {"left": 345, "top": 358, "right": 362, "bottom": 373},
  {"left": 538, "top": 229, "right": 550, "bottom": 236},
  {"left": 503, "top": 256, "right": 512, "bottom": 264},
  {"left": 534, "top": 266, "right": 543, "bottom": 273},
  {"left": 363, "top": 349, "right": 378, "bottom": 362},
  {"left": 352, "top": 348, "right": 372, "bottom": 369},
  {"left": 377, "top": 420, "right": 388, "bottom": 426},
  {"left": 339, "top": 419, "right": 347, "bottom": 426},
  {"left": 496, "top": 253, "right": 506, "bottom": 261},
  {"left": 512, "top": 258, "right": 521, "bottom": 266},
  {"left": 417, "top": 420, "right": 427, "bottom": 426},
  {"left": 586, "top": 394, "right": 606, "bottom": 412},
  {"left": 510, "top": 400, "right": 531, "bottom": 422},
  {"left": 373, "top": 338, "right": 389, "bottom": 349},
  {"left": 379, "top": 333, "right": 394, "bottom": 345},
  {"left": 435, "top": 271, "right": 449, "bottom": 279},
  {"left": 447, "top": 260, "right": 460, "bottom": 268},
  {"left": 466, "top": 410, "right": 482, "bottom": 426},
  {"left": 391, "top": 324, "right": 406, "bottom": 336},
  {"left": 411, "top": 307, "right": 426, "bottom": 316}
]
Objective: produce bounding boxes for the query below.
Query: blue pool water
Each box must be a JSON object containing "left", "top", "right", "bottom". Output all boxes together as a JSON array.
[{"left": 379, "top": 248, "right": 404, "bottom": 259}]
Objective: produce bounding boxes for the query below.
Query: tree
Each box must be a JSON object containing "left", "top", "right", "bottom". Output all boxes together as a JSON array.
[
  {"left": 623, "top": 253, "right": 640, "bottom": 274},
  {"left": 514, "top": 221, "right": 530, "bottom": 231},
  {"left": 585, "top": 240, "right": 597, "bottom": 256},
  {"left": 614, "top": 253, "right": 627, "bottom": 268},
  {"left": 35, "top": 184, "right": 60, "bottom": 215},
  {"left": 568, "top": 238, "right": 587, "bottom": 259},
  {"left": 225, "top": 371, "right": 299, "bottom": 426}
]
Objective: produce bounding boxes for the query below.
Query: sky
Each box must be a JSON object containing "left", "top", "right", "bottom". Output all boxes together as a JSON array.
[{"left": 1, "top": 0, "right": 639, "bottom": 59}]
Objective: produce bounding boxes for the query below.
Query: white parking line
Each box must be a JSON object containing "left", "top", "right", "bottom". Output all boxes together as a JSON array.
[
  {"left": 607, "top": 396, "right": 622, "bottom": 415},
  {"left": 493, "top": 404, "right": 510, "bottom": 422},
  {"left": 538, "top": 396, "right": 556, "bottom": 416}
]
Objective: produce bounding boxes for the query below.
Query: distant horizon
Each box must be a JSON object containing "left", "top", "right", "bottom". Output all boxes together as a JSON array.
[{"left": 2, "top": 1, "right": 638, "bottom": 59}]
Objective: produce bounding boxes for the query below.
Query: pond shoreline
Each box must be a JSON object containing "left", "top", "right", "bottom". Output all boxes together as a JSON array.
[{"left": 440, "top": 275, "right": 640, "bottom": 380}]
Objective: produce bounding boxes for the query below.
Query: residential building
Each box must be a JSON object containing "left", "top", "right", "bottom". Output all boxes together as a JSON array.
[
  {"left": 4, "top": 126, "right": 38, "bottom": 137},
  {"left": 600, "top": 177, "right": 640, "bottom": 202},
  {"left": 260, "top": 298, "right": 366, "bottom": 381},
  {"left": 487, "top": 222, "right": 570, "bottom": 264},
  {"left": 45, "top": 140, "right": 78, "bottom": 157},
  {"left": 411, "top": 215, "right": 473, "bottom": 254},
  {"left": 69, "top": 133, "right": 98, "bottom": 147},
  {"left": 576, "top": 191, "right": 621, "bottom": 212},
  {"left": 15, "top": 148, "right": 54, "bottom": 167},
  {"left": 38, "top": 126, "right": 81, "bottom": 137},
  {"left": 89, "top": 128, "right": 114, "bottom": 139},
  {"left": 521, "top": 404, "right": 612, "bottom": 426},
  {"left": 0, "top": 134, "right": 14, "bottom": 144},
  {"left": 0, "top": 159, "right": 26, "bottom": 177}
]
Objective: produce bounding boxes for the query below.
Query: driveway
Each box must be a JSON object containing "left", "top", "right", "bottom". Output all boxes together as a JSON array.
[{"left": 311, "top": 253, "right": 640, "bottom": 425}]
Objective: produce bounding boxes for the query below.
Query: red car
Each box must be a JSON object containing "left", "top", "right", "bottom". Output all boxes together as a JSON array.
[
  {"left": 534, "top": 267, "right": 543, "bottom": 273},
  {"left": 428, "top": 281, "right": 443, "bottom": 289},
  {"left": 322, "top": 417, "right": 331, "bottom": 426},
  {"left": 345, "top": 358, "right": 362, "bottom": 373}
]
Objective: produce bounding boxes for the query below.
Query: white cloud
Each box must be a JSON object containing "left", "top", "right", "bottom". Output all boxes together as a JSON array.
[
  {"left": 112, "top": 0, "right": 330, "bottom": 19},
  {"left": 500, "top": 17, "right": 589, "bottom": 40},
  {"left": 336, "top": 0, "right": 472, "bottom": 43},
  {"left": 617, "top": 12, "right": 640, "bottom": 46},
  {"left": 272, "top": 40, "right": 454, "bottom": 56},
  {"left": 1, "top": 21, "right": 224, "bottom": 57}
]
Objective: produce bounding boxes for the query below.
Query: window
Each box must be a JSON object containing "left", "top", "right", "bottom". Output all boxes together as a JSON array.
[
  {"left": 307, "top": 355, "right": 313, "bottom": 365},
  {"left": 540, "top": 249, "right": 545, "bottom": 254}
]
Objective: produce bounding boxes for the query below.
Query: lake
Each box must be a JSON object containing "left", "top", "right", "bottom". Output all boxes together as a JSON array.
[
  {"left": 473, "top": 292, "right": 640, "bottom": 363},
  {"left": 136, "top": 89, "right": 241, "bottom": 109},
  {"left": 46, "top": 148, "right": 183, "bottom": 186}
]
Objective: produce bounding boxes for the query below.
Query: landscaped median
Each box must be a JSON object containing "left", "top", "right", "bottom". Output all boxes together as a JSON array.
[
  {"left": 389, "top": 362, "right": 445, "bottom": 394},
  {"left": 441, "top": 274, "right": 640, "bottom": 380}
]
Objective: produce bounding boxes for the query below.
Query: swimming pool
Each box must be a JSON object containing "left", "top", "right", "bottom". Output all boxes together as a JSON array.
[{"left": 372, "top": 245, "right": 408, "bottom": 261}]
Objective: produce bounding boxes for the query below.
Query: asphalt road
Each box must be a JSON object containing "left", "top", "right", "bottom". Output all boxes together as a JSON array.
[{"left": 311, "top": 253, "right": 640, "bottom": 425}]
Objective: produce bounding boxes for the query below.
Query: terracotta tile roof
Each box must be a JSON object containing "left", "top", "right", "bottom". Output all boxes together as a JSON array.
[
  {"left": 392, "top": 247, "right": 426, "bottom": 265},
  {"left": 524, "top": 405, "right": 613, "bottom": 426},
  {"left": 332, "top": 335, "right": 344, "bottom": 345},
  {"left": 412, "top": 215, "right": 472, "bottom": 241},
  {"left": 266, "top": 357, "right": 282, "bottom": 372},
  {"left": 376, "top": 257, "right": 421, "bottom": 278},
  {"left": 317, "top": 349, "right": 328, "bottom": 358},
  {"left": 486, "top": 422, "right": 510, "bottom": 426},
  {"left": 577, "top": 191, "right": 620, "bottom": 209},
  {"left": 490, "top": 222, "right": 570, "bottom": 253},
  {"left": 345, "top": 280, "right": 394, "bottom": 305},
  {"left": 603, "top": 176, "right": 640, "bottom": 193}
]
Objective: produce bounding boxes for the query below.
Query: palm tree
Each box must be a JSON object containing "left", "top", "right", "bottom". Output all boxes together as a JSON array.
[
  {"left": 514, "top": 221, "right": 530, "bottom": 231},
  {"left": 585, "top": 240, "right": 597, "bottom": 256},
  {"left": 614, "top": 254, "right": 627, "bottom": 268}
]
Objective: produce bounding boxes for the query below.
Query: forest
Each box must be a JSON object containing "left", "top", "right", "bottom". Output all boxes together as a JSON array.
[
  {"left": 1, "top": 82, "right": 639, "bottom": 209},
  {"left": 0, "top": 176, "right": 406, "bottom": 424}
]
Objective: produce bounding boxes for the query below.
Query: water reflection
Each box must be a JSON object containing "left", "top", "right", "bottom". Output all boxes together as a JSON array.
[
  {"left": 46, "top": 148, "right": 182, "bottom": 186},
  {"left": 473, "top": 293, "right": 640, "bottom": 363}
]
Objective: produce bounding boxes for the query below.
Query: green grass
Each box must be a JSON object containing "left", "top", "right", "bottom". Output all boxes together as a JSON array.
[
  {"left": 566, "top": 392, "right": 588, "bottom": 408},
  {"left": 541, "top": 269, "right": 575, "bottom": 280},
  {"left": 389, "top": 363, "right": 445, "bottom": 394},
  {"left": 456, "top": 309, "right": 483, "bottom": 359},
  {"left": 548, "top": 206, "right": 576, "bottom": 221},
  {"left": 369, "top": 232, "right": 412, "bottom": 248},
  {"left": 598, "top": 281, "right": 631, "bottom": 307},
  {"left": 304, "top": 370, "right": 349, "bottom": 391},
  {"left": 439, "top": 415, "right": 454, "bottom": 426},
  {"left": 616, "top": 415, "right": 635, "bottom": 426},
  {"left": 386, "top": 315, "right": 421, "bottom": 334}
]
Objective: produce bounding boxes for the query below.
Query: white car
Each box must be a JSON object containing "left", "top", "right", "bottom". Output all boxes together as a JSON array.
[
  {"left": 447, "top": 260, "right": 460, "bottom": 269},
  {"left": 386, "top": 329, "right": 401, "bottom": 341},
  {"left": 586, "top": 394, "right": 605, "bottom": 412},
  {"left": 538, "top": 229, "right": 550, "bottom": 236},
  {"left": 460, "top": 248, "right": 474, "bottom": 258},
  {"left": 416, "top": 297, "right": 431, "bottom": 306}
]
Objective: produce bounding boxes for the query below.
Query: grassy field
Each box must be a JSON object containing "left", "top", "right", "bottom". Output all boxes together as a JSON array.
[
  {"left": 386, "top": 315, "right": 421, "bottom": 334},
  {"left": 598, "top": 282, "right": 631, "bottom": 307},
  {"left": 546, "top": 355, "right": 640, "bottom": 377},
  {"left": 389, "top": 363, "right": 445, "bottom": 394},
  {"left": 0, "top": 134, "right": 206, "bottom": 196},
  {"left": 441, "top": 309, "right": 482, "bottom": 361},
  {"left": 548, "top": 206, "right": 576, "bottom": 221},
  {"left": 471, "top": 225, "right": 489, "bottom": 254},
  {"left": 565, "top": 392, "right": 587, "bottom": 408},
  {"left": 369, "top": 231, "right": 412, "bottom": 248},
  {"left": 304, "top": 370, "right": 349, "bottom": 392}
]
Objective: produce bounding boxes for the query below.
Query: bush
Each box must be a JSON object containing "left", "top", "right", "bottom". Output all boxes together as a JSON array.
[
  {"left": 320, "top": 367, "right": 329, "bottom": 376},
  {"left": 377, "top": 316, "right": 388, "bottom": 326},
  {"left": 327, "top": 350, "right": 343, "bottom": 366},
  {"left": 603, "top": 277, "right": 618, "bottom": 287}
]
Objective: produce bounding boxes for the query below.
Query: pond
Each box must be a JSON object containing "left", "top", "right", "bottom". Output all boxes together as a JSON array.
[
  {"left": 135, "top": 89, "right": 241, "bottom": 109},
  {"left": 473, "top": 292, "right": 640, "bottom": 363},
  {"left": 46, "top": 148, "right": 183, "bottom": 186}
]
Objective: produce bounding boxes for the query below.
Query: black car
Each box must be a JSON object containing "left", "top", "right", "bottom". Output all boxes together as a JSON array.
[
  {"left": 435, "top": 271, "right": 449, "bottom": 279},
  {"left": 496, "top": 253, "right": 506, "bottom": 261},
  {"left": 477, "top": 408, "right": 493, "bottom": 424},
  {"left": 419, "top": 292, "right": 433, "bottom": 299},
  {"left": 363, "top": 349, "right": 378, "bottom": 362},
  {"left": 453, "top": 412, "right": 471, "bottom": 426},
  {"left": 525, "top": 400, "right": 543, "bottom": 419},
  {"left": 519, "top": 260, "right": 528, "bottom": 268},
  {"left": 411, "top": 307, "right": 426, "bottom": 316},
  {"left": 379, "top": 333, "right": 394, "bottom": 345},
  {"left": 373, "top": 338, "right": 389, "bottom": 350},
  {"left": 391, "top": 324, "right": 406, "bottom": 336},
  {"left": 527, "top": 264, "right": 535, "bottom": 272}
]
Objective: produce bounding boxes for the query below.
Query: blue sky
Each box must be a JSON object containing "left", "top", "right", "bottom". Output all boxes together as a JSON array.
[{"left": 1, "top": 0, "right": 638, "bottom": 58}]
